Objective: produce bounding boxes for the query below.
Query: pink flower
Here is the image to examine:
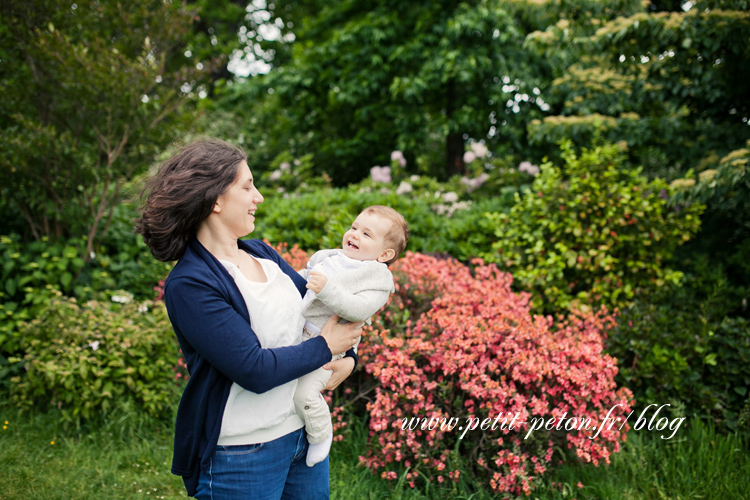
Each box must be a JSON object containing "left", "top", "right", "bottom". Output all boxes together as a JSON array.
[
  {"left": 391, "top": 150, "right": 407, "bottom": 168},
  {"left": 370, "top": 166, "right": 392, "bottom": 183}
]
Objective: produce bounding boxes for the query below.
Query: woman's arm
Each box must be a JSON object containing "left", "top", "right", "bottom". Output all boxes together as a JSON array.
[{"left": 165, "top": 276, "right": 358, "bottom": 393}]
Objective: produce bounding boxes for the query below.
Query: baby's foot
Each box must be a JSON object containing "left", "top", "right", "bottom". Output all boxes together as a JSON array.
[{"left": 306, "top": 433, "right": 333, "bottom": 467}]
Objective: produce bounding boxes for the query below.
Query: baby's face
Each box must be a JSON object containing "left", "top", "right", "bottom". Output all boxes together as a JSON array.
[{"left": 342, "top": 212, "right": 393, "bottom": 262}]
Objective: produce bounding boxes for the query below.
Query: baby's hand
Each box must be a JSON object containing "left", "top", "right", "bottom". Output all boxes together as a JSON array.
[{"left": 306, "top": 270, "right": 328, "bottom": 294}]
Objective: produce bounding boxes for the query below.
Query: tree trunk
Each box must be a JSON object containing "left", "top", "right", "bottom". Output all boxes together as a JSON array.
[
  {"left": 445, "top": 78, "right": 465, "bottom": 177},
  {"left": 446, "top": 131, "right": 465, "bottom": 177}
]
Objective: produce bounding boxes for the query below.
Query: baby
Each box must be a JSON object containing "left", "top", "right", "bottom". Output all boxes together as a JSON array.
[{"left": 295, "top": 205, "right": 409, "bottom": 466}]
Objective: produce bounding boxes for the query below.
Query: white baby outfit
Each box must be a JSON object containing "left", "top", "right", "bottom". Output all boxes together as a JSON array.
[{"left": 295, "top": 249, "right": 394, "bottom": 445}]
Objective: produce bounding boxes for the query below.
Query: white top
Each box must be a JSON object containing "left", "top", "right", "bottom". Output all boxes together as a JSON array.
[
  {"left": 301, "top": 250, "right": 369, "bottom": 335},
  {"left": 216, "top": 256, "right": 306, "bottom": 445}
]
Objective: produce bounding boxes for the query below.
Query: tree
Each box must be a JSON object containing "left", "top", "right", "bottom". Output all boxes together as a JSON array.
[
  {"left": 526, "top": 0, "right": 750, "bottom": 178},
  {"left": 0, "top": 0, "right": 209, "bottom": 259},
  {"left": 228, "top": 0, "right": 553, "bottom": 183}
]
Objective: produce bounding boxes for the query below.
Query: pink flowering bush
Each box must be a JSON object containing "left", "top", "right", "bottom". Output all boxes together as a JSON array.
[{"left": 354, "top": 253, "right": 633, "bottom": 497}]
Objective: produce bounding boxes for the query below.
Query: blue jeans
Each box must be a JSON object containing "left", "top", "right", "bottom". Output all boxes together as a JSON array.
[{"left": 195, "top": 428, "right": 329, "bottom": 500}]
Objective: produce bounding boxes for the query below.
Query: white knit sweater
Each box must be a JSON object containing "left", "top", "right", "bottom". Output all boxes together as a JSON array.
[{"left": 299, "top": 249, "right": 394, "bottom": 344}]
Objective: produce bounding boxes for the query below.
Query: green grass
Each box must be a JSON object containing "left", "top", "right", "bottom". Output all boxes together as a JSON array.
[{"left": 1, "top": 400, "right": 748, "bottom": 500}]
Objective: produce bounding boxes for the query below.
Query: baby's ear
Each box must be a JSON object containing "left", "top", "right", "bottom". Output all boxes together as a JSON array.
[{"left": 377, "top": 248, "right": 396, "bottom": 263}]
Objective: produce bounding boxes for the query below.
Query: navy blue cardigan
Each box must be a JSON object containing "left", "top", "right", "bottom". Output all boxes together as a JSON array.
[{"left": 164, "top": 237, "right": 357, "bottom": 496}]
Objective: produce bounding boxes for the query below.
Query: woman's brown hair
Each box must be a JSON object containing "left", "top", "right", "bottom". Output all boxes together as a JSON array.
[{"left": 135, "top": 138, "right": 246, "bottom": 262}]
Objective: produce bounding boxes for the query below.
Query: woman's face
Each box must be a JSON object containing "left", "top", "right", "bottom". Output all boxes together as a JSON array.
[{"left": 213, "top": 161, "right": 264, "bottom": 238}]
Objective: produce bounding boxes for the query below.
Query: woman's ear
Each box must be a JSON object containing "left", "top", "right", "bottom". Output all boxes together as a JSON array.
[{"left": 377, "top": 248, "right": 396, "bottom": 263}]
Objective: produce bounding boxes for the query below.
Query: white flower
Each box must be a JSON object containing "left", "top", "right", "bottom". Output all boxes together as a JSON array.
[
  {"left": 519, "top": 161, "right": 540, "bottom": 176},
  {"left": 279, "top": 162, "right": 291, "bottom": 171},
  {"left": 111, "top": 293, "right": 133, "bottom": 304},
  {"left": 396, "top": 181, "right": 413, "bottom": 195},
  {"left": 269, "top": 170, "right": 282, "bottom": 181},
  {"left": 88, "top": 341, "right": 100, "bottom": 351},
  {"left": 89, "top": 252, "right": 96, "bottom": 260},
  {"left": 410, "top": 175, "right": 420, "bottom": 182},
  {"left": 463, "top": 151, "right": 476, "bottom": 163},
  {"left": 390, "top": 150, "right": 407, "bottom": 168},
  {"left": 470, "top": 142, "right": 488, "bottom": 158},
  {"left": 138, "top": 303, "right": 149, "bottom": 313},
  {"left": 432, "top": 204, "right": 449, "bottom": 215},
  {"left": 442, "top": 191, "right": 459, "bottom": 203}
]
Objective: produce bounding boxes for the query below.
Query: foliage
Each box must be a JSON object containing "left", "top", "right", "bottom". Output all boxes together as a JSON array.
[
  {"left": 527, "top": 1, "right": 750, "bottom": 178},
  {"left": 669, "top": 141, "right": 750, "bottom": 243},
  {"left": 220, "top": 0, "right": 556, "bottom": 183},
  {"left": 92, "top": 199, "right": 175, "bottom": 300},
  {"left": 0, "top": 234, "right": 95, "bottom": 356},
  {"left": 0, "top": 202, "right": 172, "bottom": 358},
  {"left": 666, "top": 142, "right": 750, "bottom": 316},
  {"left": 608, "top": 255, "right": 750, "bottom": 431},
  {"left": 484, "top": 141, "right": 703, "bottom": 314},
  {"left": 0, "top": 0, "right": 207, "bottom": 257},
  {"left": 251, "top": 169, "right": 519, "bottom": 261},
  {"left": 355, "top": 253, "right": 633, "bottom": 497},
  {"left": 259, "top": 151, "right": 331, "bottom": 194},
  {"left": 8, "top": 292, "right": 183, "bottom": 425}
]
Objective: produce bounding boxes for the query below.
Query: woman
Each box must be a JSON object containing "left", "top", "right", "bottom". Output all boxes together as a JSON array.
[{"left": 135, "top": 138, "right": 361, "bottom": 499}]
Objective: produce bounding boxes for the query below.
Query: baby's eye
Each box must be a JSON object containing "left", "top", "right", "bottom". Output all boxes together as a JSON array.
[{"left": 364, "top": 232, "right": 370, "bottom": 237}]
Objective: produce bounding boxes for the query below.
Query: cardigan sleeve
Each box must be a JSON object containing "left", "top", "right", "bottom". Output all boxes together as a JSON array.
[{"left": 165, "top": 275, "right": 332, "bottom": 394}]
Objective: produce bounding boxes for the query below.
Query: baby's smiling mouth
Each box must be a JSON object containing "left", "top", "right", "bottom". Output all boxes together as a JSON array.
[{"left": 347, "top": 240, "right": 359, "bottom": 249}]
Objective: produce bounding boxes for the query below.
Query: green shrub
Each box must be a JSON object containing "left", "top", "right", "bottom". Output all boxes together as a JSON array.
[
  {"left": 609, "top": 264, "right": 750, "bottom": 431},
  {"left": 0, "top": 234, "right": 93, "bottom": 355},
  {"left": 9, "top": 291, "right": 182, "bottom": 424},
  {"left": 0, "top": 217, "right": 171, "bottom": 358},
  {"left": 252, "top": 174, "right": 515, "bottom": 261},
  {"left": 668, "top": 142, "right": 750, "bottom": 318},
  {"left": 484, "top": 140, "right": 704, "bottom": 314},
  {"left": 92, "top": 199, "right": 174, "bottom": 299}
]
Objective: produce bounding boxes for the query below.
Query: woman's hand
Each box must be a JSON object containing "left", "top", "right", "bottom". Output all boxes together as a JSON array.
[
  {"left": 322, "top": 357, "right": 355, "bottom": 391},
  {"left": 319, "top": 314, "right": 361, "bottom": 355}
]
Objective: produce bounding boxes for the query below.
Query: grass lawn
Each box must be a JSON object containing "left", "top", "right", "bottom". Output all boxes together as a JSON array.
[{"left": 1, "top": 400, "right": 748, "bottom": 500}]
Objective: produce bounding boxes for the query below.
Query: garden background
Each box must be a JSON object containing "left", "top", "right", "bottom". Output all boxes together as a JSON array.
[{"left": 1, "top": 0, "right": 749, "bottom": 498}]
